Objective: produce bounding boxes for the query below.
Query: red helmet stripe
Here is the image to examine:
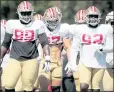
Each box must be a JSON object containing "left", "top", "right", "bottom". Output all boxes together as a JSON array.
[
  {"left": 79, "top": 11, "right": 81, "bottom": 20},
  {"left": 93, "top": 6, "right": 96, "bottom": 12},
  {"left": 81, "top": 10, "right": 84, "bottom": 20},
  {"left": 25, "top": 1, "right": 29, "bottom": 9},
  {"left": 49, "top": 8, "right": 55, "bottom": 18},
  {"left": 52, "top": 8, "right": 55, "bottom": 17}
]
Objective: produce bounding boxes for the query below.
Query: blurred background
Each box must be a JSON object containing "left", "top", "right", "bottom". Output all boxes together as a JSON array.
[{"left": 1, "top": 0, "right": 114, "bottom": 24}]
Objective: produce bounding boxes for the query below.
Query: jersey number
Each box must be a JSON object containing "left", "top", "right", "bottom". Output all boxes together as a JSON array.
[
  {"left": 14, "top": 29, "right": 34, "bottom": 42},
  {"left": 48, "top": 36, "right": 60, "bottom": 44},
  {"left": 82, "top": 34, "right": 103, "bottom": 45}
]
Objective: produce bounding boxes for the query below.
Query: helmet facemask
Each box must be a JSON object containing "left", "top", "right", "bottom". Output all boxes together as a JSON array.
[
  {"left": 18, "top": 11, "right": 33, "bottom": 24},
  {"left": 86, "top": 14, "right": 100, "bottom": 26},
  {"left": 45, "top": 18, "right": 60, "bottom": 30}
]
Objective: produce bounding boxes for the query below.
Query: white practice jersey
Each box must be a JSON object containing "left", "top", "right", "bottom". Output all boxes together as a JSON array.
[
  {"left": 69, "top": 24, "right": 77, "bottom": 39},
  {"left": 5, "top": 19, "right": 46, "bottom": 59},
  {"left": 45, "top": 23, "right": 70, "bottom": 45},
  {"left": 70, "top": 24, "right": 113, "bottom": 68},
  {"left": 105, "top": 34, "right": 114, "bottom": 68},
  {"left": 1, "top": 25, "right": 10, "bottom": 67}
]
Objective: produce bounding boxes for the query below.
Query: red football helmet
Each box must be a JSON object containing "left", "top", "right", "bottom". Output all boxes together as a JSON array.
[
  {"left": 17, "top": 1, "right": 34, "bottom": 24},
  {"left": 85, "top": 6, "right": 101, "bottom": 26},
  {"left": 75, "top": 9, "right": 86, "bottom": 24},
  {"left": 34, "top": 14, "right": 43, "bottom": 20},
  {"left": 52, "top": 6, "right": 62, "bottom": 19},
  {"left": 44, "top": 7, "right": 62, "bottom": 30}
]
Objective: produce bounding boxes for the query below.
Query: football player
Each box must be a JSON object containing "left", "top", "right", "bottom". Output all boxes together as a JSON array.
[
  {"left": 102, "top": 11, "right": 114, "bottom": 92},
  {"left": 65, "top": 6, "right": 113, "bottom": 92},
  {"left": 73, "top": 9, "right": 86, "bottom": 92},
  {"left": 0, "top": 20, "right": 24, "bottom": 92},
  {"left": 63, "top": 9, "right": 86, "bottom": 92},
  {"left": 36, "top": 7, "right": 71, "bottom": 92},
  {"left": 0, "top": 19, "right": 8, "bottom": 91},
  {"left": 0, "top": 1, "right": 50, "bottom": 92},
  {"left": 33, "top": 14, "right": 44, "bottom": 92}
]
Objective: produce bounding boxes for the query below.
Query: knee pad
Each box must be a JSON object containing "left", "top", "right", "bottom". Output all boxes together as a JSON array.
[
  {"left": 51, "top": 86, "right": 61, "bottom": 92},
  {"left": 5, "top": 84, "right": 15, "bottom": 90}
]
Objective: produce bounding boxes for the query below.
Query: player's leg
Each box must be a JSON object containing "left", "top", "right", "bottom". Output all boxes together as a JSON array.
[
  {"left": 62, "top": 54, "right": 76, "bottom": 92},
  {"left": 73, "top": 71, "right": 80, "bottom": 92},
  {"left": 33, "top": 64, "right": 40, "bottom": 92},
  {"left": 92, "top": 68, "right": 105, "bottom": 92},
  {"left": 38, "top": 59, "right": 51, "bottom": 92},
  {"left": 51, "top": 64, "right": 62, "bottom": 92},
  {"left": 102, "top": 68, "right": 113, "bottom": 91},
  {"left": 1, "top": 53, "right": 9, "bottom": 91},
  {"left": 1, "top": 66, "right": 8, "bottom": 92},
  {"left": 4, "top": 58, "right": 21, "bottom": 92},
  {"left": 73, "top": 54, "right": 80, "bottom": 92},
  {"left": 22, "top": 58, "right": 39, "bottom": 92},
  {"left": 15, "top": 76, "right": 23, "bottom": 92},
  {"left": 79, "top": 63, "right": 92, "bottom": 92},
  {"left": 62, "top": 75, "right": 76, "bottom": 92}
]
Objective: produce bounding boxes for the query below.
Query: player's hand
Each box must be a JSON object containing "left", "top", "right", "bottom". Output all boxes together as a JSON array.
[
  {"left": 65, "top": 62, "right": 78, "bottom": 74},
  {"left": 43, "top": 60, "right": 51, "bottom": 72}
]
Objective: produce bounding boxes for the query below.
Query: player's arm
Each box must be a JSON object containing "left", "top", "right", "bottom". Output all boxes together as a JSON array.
[
  {"left": 100, "top": 25, "right": 113, "bottom": 53},
  {"left": 38, "top": 33, "right": 50, "bottom": 58},
  {"left": 65, "top": 33, "right": 81, "bottom": 73},
  {"left": 62, "top": 24, "right": 72, "bottom": 62},
  {"left": 0, "top": 21, "right": 12, "bottom": 63},
  {"left": 63, "top": 37, "right": 71, "bottom": 62},
  {"left": 0, "top": 32, "right": 12, "bottom": 63},
  {"left": 70, "top": 34, "right": 81, "bottom": 66},
  {"left": 38, "top": 24, "right": 50, "bottom": 72}
]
